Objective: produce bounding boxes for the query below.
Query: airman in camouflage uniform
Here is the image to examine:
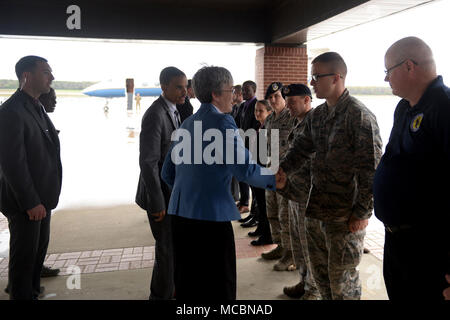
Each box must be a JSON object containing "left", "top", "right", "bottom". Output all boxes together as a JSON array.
[
  {"left": 261, "top": 82, "right": 297, "bottom": 271},
  {"left": 278, "top": 84, "right": 320, "bottom": 299},
  {"left": 278, "top": 53, "right": 383, "bottom": 299}
]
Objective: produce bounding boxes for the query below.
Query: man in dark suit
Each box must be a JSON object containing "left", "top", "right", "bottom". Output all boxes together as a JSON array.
[
  {"left": 176, "top": 79, "right": 194, "bottom": 123},
  {"left": 0, "top": 56, "right": 62, "bottom": 300},
  {"left": 37, "top": 87, "right": 61, "bottom": 276},
  {"left": 229, "top": 84, "right": 244, "bottom": 202},
  {"left": 5, "top": 87, "right": 61, "bottom": 296},
  {"left": 135, "top": 66, "right": 187, "bottom": 300},
  {"left": 239, "top": 81, "right": 260, "bottom": 133},
  {"left": 236, "top": 81, "right": 260, "bottom": 226},
  {"left": 231, "top": 84, "right": 243, "bottom": 120}
]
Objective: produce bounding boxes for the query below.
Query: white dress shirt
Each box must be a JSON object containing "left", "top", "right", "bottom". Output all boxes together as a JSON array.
[{"left": 162, "top": 95, "right": 181, "bottom": 128}]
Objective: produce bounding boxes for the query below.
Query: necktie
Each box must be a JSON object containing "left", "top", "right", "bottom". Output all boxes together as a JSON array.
[{"left": 174, "top": 110, "right": 181, "bottom": 128}]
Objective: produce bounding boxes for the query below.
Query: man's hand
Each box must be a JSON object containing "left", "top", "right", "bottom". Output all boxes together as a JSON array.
[
  {"left": 26, "top": 204, "right": 47, "bottom": 221},
  {"left": 151, "top": 210, "right": 166, "bottom": 222},
  {"left": 443, "top": 274, "right": 450, "bottom": 300},
  {"left": 348, "top": 216, "right": 368, "bottom": 233},
  {"left": 275, "top": 167, "right": 287, "bottom": 190}
]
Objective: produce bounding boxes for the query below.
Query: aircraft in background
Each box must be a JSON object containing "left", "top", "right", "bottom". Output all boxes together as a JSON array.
[{"left": 82, "top": 78, "right": 162, "bottom": 111}]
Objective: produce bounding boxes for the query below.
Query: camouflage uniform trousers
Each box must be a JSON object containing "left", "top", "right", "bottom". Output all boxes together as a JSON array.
[
  {"left": 288, "top": 200, "right": 319, "bottom": 295},
  {"left": 305, "top": 216, "right": 365, "bottom": 300},
  {"left": 266, "top": 190, "right": 291, "bottom": 251}
]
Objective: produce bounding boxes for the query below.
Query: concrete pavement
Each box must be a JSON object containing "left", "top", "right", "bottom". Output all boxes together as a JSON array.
[{"left": 0, "top": 204, "right": 388, "bottom": 300}]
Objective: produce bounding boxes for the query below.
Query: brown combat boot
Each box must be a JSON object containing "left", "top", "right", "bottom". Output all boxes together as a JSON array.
[
  {"left": 261, "top": 245, "right": 284, "bottom": 260},
  {"left": 273, "top": 251, "right": 296, "bottom": 271},
  {"left": 283, "top": 282, "right": 305, "bottom": 298}
]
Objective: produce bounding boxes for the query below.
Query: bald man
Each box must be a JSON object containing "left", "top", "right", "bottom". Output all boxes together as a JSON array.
[{"left": 373, "top": 37, "right": 450, "bottom": 300}]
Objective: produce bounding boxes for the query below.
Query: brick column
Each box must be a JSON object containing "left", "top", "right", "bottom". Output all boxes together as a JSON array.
[{"left": 254, "top": 45, "right": 308, "bottom": 99}]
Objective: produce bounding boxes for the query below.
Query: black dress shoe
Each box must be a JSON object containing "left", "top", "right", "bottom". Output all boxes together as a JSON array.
[
  {"left": 32, "top": 286, "right": 45, "bottom": 300},
  {"left": 241, "top": 217, "right": 258, "bottom": 228},
  {"left": 238, "top": 214, "right": 253, "bottom": 223},
  {"left": 5, "top": 285, "right": 45, "bottom": 298},
  {"left": 41, "top": 265, "right": 60, "bottom": 278},
  {"left": 251, "top": 236, "right": 273, "bottom": 246},
  {"left": 248, "top": 228, "right": 263, "bottom": 237}
]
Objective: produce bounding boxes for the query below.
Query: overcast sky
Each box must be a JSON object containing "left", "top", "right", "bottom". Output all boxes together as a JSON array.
[{"left": 0, "top": 0, "right": 448, "bottom": 87}]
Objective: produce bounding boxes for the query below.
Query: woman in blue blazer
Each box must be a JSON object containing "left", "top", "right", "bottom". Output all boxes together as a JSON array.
[{"left": 162, "top": 66, "right": 280, "bottom": 300}]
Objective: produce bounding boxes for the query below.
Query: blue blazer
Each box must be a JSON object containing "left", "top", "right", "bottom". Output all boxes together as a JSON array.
[{"left": 161, "top": 103, "right": 276, "bottom": 222}]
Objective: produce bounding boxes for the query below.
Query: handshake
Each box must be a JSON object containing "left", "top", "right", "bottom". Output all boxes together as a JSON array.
[{"left": 275, "top": 167, "right": 287, "bottom": 190}]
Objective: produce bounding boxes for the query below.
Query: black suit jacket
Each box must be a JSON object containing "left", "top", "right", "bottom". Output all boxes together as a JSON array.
[
  {"left": 0, "top": 90, "right": 62, "bottom": 217},
  {"left": 135, "top": 96, "right": 177, "bottom": 213},
  {"left": 236, "top": 97, "right": 259, "bottom": 149},
  {"left": 176, "top": 96, "right": 194, "bottom": 123},
  {"left": 231, "top": 102, "right": 242, "bottom": 121},
  {"left": 237, "top": 98, "right": 259, "bottom": 131}
]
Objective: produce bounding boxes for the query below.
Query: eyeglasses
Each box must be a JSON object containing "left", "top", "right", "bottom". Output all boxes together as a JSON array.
[
  {"left": 311, "top": 73, "right": 343, "bottom": 82},
  {"left": 222, "top": 88, "right": 235, "bottom": 94},
  {"left": 384, "top": 59, "right": 418, "bottom": 76}
]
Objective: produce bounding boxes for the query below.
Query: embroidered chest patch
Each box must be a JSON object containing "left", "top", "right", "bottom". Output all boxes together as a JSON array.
[{"left": 410, "top": 113, "right": 424, "bottom": 132}]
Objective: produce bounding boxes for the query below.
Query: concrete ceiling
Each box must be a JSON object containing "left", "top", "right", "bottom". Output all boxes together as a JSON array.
[{"left": 0, "top": 0, "right": 437, "bottom": 44}]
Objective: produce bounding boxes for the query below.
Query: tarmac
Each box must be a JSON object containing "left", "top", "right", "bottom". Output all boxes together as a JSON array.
[{"left": 0, "top": 204, "right": 388, "bottom": 300}]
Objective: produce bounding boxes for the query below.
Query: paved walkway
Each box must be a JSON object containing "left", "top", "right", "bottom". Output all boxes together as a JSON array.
[
  {"left": 0, "top": 218, "right": 384, "bottom": 279},
  {"left": 0, "top": 206, "right": 387, "bottom": 300}
]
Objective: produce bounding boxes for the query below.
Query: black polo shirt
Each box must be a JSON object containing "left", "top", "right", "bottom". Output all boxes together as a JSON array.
[{"left": 373, "top": 76, "right": 450, "bottom": 226}]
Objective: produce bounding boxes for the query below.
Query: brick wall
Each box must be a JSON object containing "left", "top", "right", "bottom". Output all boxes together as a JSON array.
[{"left": 254, "top": 45, "right": 308, "bottom": 99}]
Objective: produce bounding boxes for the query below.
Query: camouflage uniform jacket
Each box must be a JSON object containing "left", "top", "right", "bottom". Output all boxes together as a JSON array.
[
  {"left": 280, "top": 89, "right": 383, "bottom": 223},
  {"left": 278, "top": 111, "right": 313, "bottom": 208},
  {"left": 264, "top": 107, "right": 296, "bottom": 160}
]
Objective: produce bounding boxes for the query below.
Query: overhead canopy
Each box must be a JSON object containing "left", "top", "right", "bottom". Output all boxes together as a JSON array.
[{"left": 0, "top": 0, "right": 437, "bottom": 44}]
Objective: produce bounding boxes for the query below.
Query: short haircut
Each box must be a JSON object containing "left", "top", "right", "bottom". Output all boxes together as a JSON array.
[
  {"left": 312, "top": 52, "right": 347, "bottom": 78},
  {"left": 192, "top": 66, "right": 233, "bottom": 103},
  {"left": 256, "top": 99, "right": 272, "bottom": 112},
  {"left": 187, "top": 79, "right": 192, "bottom": 89},
  {"left": 242, "top": 80, "right": 257, "bottom": 91},
  {"left": 386, "top": 36, "right": 436, "bottom": 74},
  {"left": 15, "top": 55, "right": 47, "bottom": 80},
  {"left": 159, "top": 66, "right": 186, "bottom": 86},
  {"left": 233, "top": 84, "right": 242, "bottom": 95}
]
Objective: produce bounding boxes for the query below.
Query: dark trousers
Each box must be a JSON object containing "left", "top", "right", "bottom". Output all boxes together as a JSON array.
[
  {"left": 231, "top": 177, "right": 240, "bottom": 202},
  {"left": 7, "top": 211, "right": 51, "bottom": 300},
  {"left": 147, "top": 212, "right": 174, "bottom": 300},
  {"left": 249, "top": 186, "right": 258, "bottom": 217},
  {"left": 383, "top": 227, "right": 448, "bottom": 300},
  {"left": 172, "top": 215, "right": 236, "bottom": 300},
  {"left": 253, "top": 186, "right": 271, "bottom": 239},
  {"left": 238, "top": 182, "right": 249, "bottom": 206}
]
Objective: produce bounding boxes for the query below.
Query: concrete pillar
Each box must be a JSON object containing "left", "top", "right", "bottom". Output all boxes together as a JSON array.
[{"left": 255, "top": 45, "right": 308, "bottom": 99}]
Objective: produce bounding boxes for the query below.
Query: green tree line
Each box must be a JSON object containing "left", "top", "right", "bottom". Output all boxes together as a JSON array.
[
  {"left": 0, "top": 79, "right": 392, "bottom": 95},
  {"left": 0, "top": 79, "right": 96, "bottom": 90},
  {"left": 347, "top": 86, "right": 392, "bottom": 95}
]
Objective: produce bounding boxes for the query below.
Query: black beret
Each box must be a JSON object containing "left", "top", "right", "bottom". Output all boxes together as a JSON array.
[
  {"left": 264, "top": 82, "right": 283, "bottom": 100},
  {"left": 282, "top": 84, "right": 312, "bottom": 98}
]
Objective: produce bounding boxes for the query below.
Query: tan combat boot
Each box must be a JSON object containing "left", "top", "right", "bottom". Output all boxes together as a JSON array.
[{"left": 261, "top": 245, "right": 285, "bottom": 260}]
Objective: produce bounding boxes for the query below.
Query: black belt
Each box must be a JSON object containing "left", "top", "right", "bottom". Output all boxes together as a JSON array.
[{"left": 384, "top": 224, "right": 414, "bottom": 233}]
